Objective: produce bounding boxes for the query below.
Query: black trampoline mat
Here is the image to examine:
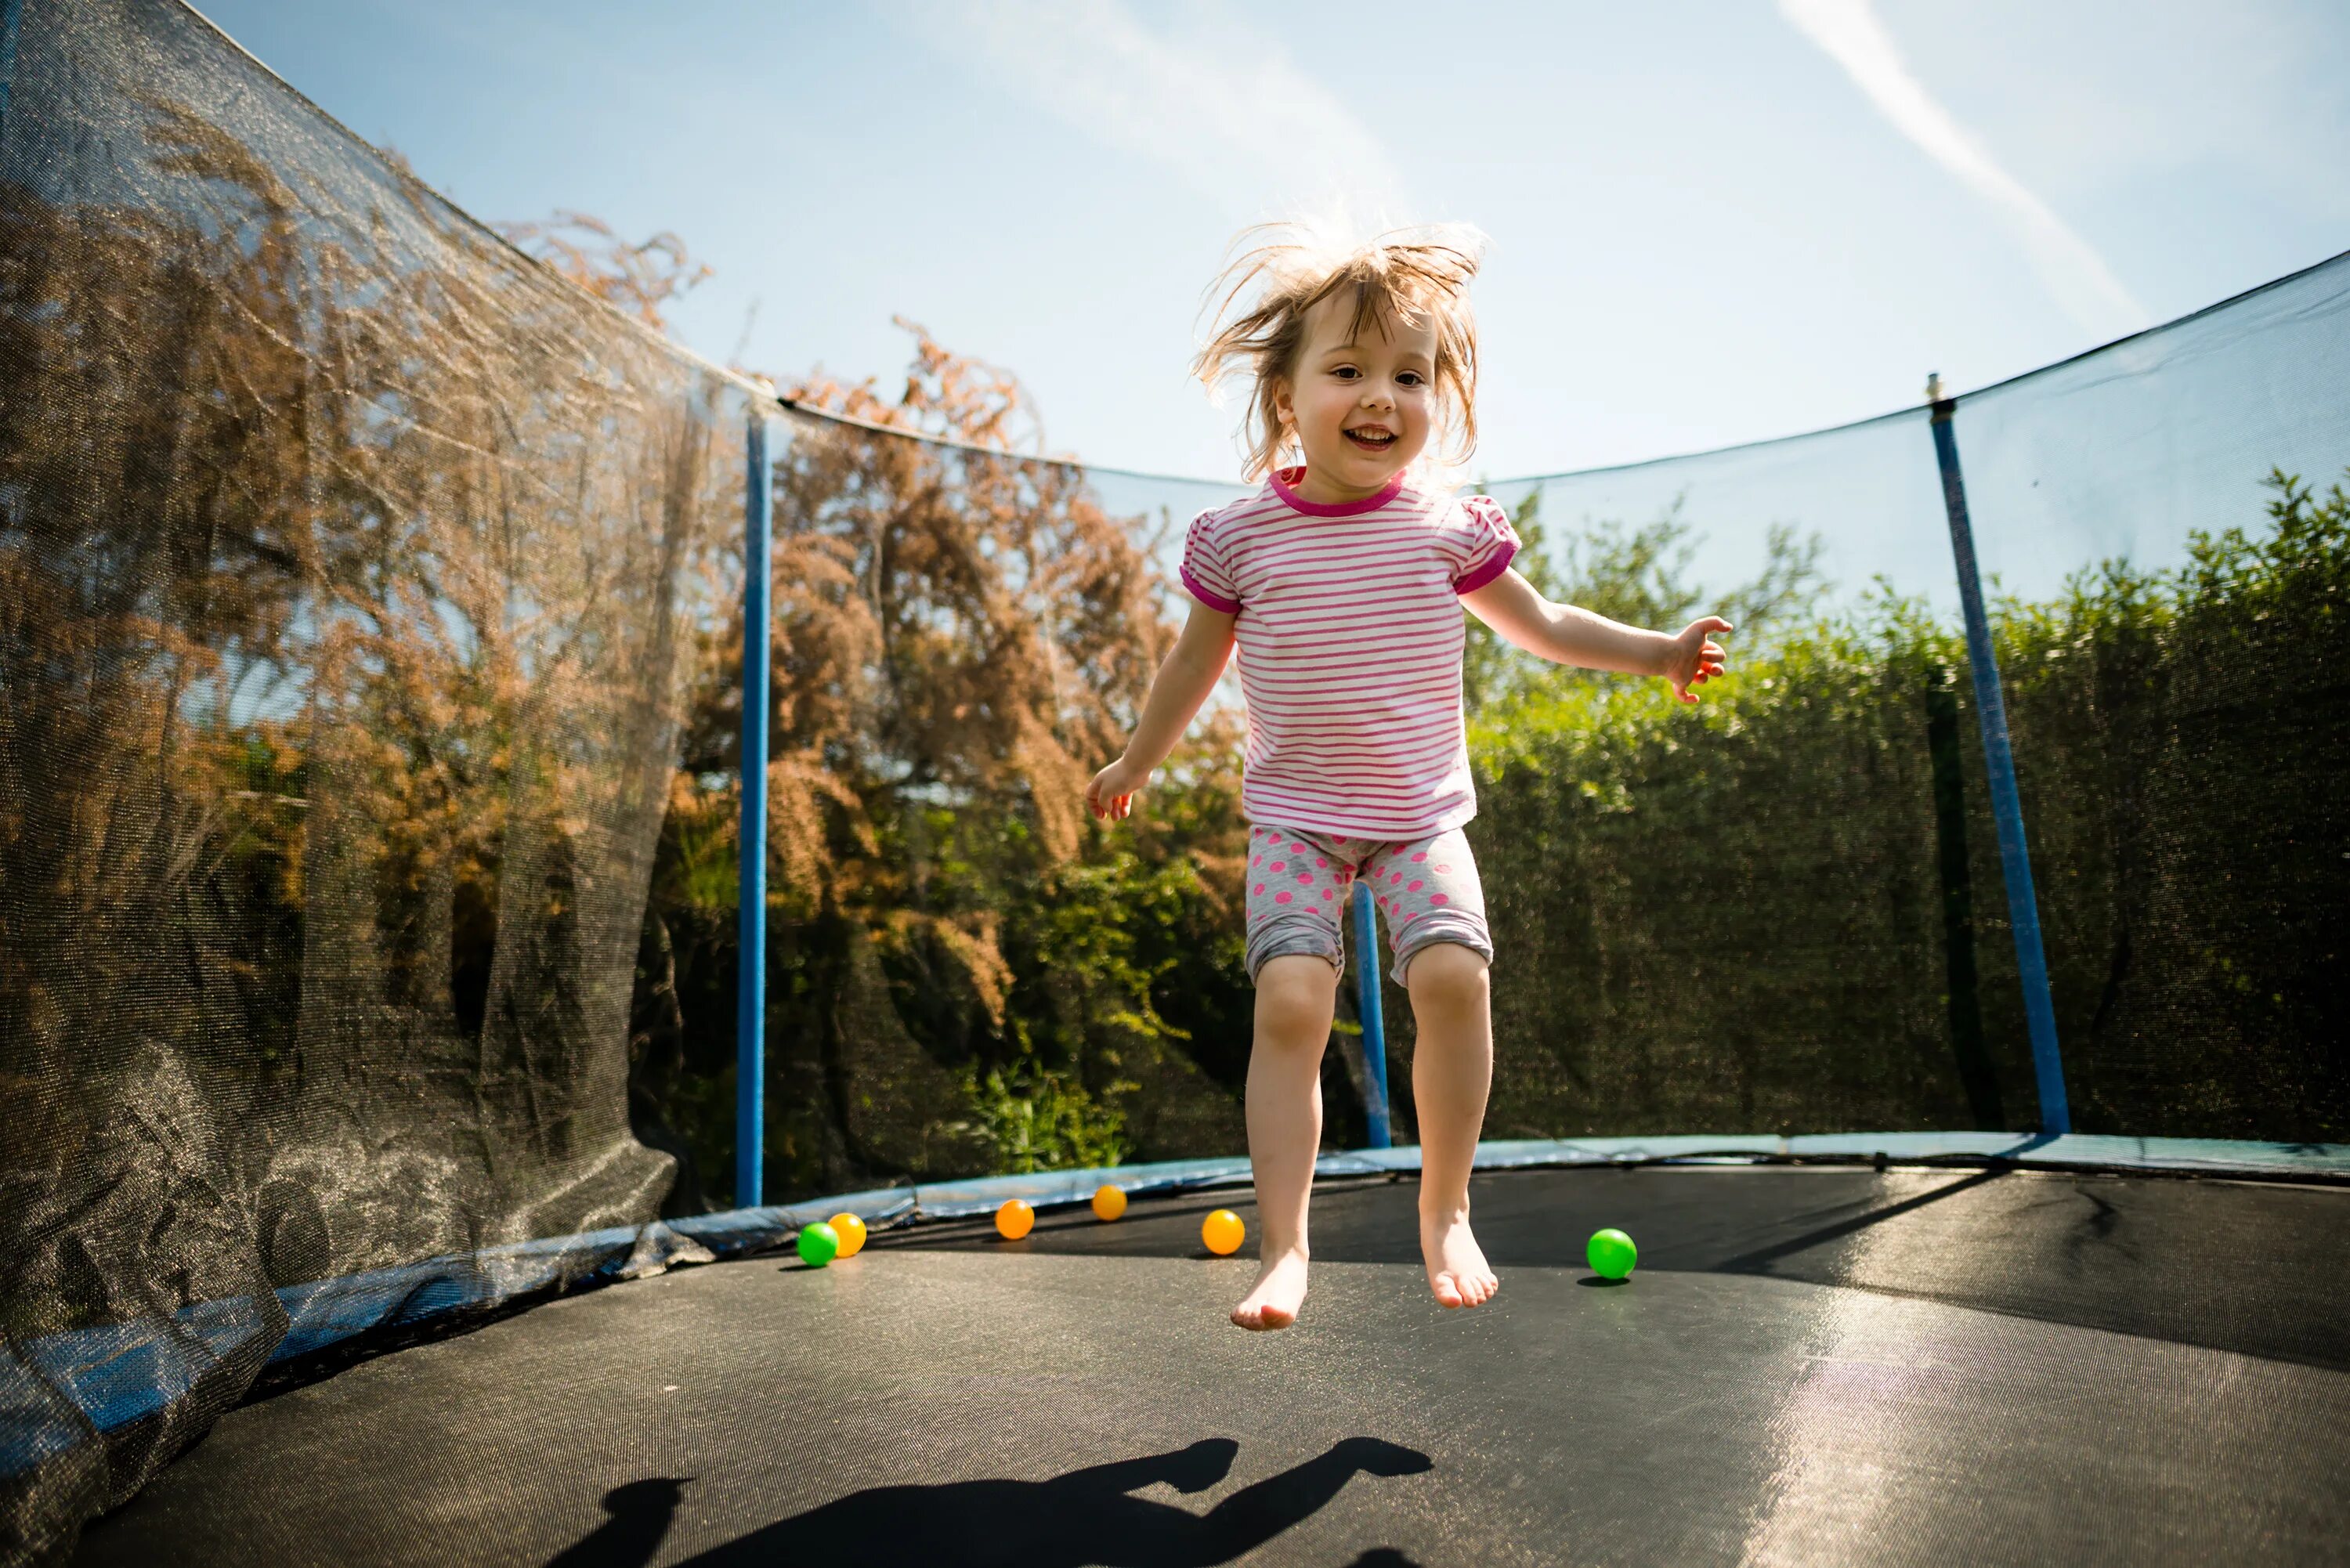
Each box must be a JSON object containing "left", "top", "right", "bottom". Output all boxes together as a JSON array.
[
  {"left": 886, "top": 1165, "right": 2350, "bottom": 1373},
  {"left": 74, "top": 1169, "right": 2350, "bottom": 1567}
]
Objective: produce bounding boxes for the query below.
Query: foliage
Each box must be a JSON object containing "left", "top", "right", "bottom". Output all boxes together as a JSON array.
[
  {"left": 632, "top": 321, "right": 1250, "bottom": 1201},
  {"left": 1463, "top": 489, "right": 1825, "bottom": 714},
  {"left": 493, "top": 209, "right": 714, "bottom": 326}
]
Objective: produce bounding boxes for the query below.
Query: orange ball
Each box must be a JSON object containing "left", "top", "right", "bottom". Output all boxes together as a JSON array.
[
  {"left": 828, "top": 1212, "right": 868, "bottom": 1259},
  {"left": 1201, "top": 1208, "right": 1246, "bottom": 1256},
  {"left": 995, "top": 1198, "right": 1035, "bottom": 1241},
  {"left": 1091, "top": 1184, "right": 1128, "bottom": 1223}
]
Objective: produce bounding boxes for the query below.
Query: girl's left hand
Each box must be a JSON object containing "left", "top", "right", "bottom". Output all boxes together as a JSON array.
[{"left": 1666, "top": 616, "right": 1733, "bottom": 703}]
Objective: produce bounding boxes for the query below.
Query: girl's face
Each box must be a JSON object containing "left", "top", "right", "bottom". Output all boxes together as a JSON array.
[{"left": 1274, "top": 294, "right": 1438, "bottom": 503}]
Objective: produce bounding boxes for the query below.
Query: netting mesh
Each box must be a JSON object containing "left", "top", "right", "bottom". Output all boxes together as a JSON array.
[
  {"left": 1449, "top": 413, "right": 2022, "bottom": 1137},
  {"left": 1440, "top": 258, "right": 2349, "bottom": 1141},
  {"left": 1956, "top": 257, "right": 2350, "bottom": 1136},
  {"left": 1, "top": 0, "right": 739, "bottom": 1552},
  {"left": 2, "top": 0, "right": 2345, "bottom": 1560}
]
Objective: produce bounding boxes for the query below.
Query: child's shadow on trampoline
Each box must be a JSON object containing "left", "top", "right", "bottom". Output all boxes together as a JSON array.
[{"left": 547, "top": 1436, "right": 1430, "bottom": 1568}]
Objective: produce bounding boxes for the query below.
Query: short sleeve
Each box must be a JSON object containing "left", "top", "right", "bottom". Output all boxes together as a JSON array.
[
  {"left": 1448, "top": 494, "right": 1521, "bottom": 594},
  {"left": 1180, "top": 508, "right": 1242, "bottom": 612}
]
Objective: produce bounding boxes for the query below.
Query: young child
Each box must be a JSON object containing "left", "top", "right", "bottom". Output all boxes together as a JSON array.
[{"left": 1085, "top": 226, "right": 1730, "bottom": 1331}]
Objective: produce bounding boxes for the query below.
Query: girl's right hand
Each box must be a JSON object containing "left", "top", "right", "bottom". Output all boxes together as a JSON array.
[{"left": 1086, "top": 757, "right": 1147, "bottom": 821}]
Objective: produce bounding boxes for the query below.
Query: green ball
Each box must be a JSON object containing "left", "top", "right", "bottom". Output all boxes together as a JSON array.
[
  {"left": 1586, "top": 1227, "right": 1637, "bottom": 1280},
  {"left": 797, "top": 1221, "right": 841, "bottom": 1269}
]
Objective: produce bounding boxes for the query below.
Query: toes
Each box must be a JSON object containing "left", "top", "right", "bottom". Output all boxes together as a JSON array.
[
  {"left": 1439, "top": 1269, "right": 1499, "bottom": 1308},
  {"left": 1231, "top": 1302, "right": 1293, "bottom": 1331}
]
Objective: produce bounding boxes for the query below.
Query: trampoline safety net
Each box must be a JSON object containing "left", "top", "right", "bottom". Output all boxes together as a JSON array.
[{"left": 1, "top": 1, "right": 2344, "bottom": 1562}]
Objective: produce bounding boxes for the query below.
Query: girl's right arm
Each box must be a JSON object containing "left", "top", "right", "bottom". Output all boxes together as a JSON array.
[{"left": 1086, "top": 602, "right": 1237, "bottom": 821}]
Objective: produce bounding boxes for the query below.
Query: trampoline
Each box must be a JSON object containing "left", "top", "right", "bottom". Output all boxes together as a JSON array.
[
  {"left": 67, "top": 1160, "right": 2350, "bottom": 1566},
  {"left": 7, "top": 4, "right": 2350, "bottom": 1566}
]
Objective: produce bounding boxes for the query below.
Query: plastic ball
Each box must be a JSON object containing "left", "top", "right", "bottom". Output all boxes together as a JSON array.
[
  {"left": 1201, "top": 1209, "right": 1246, "bottom": 1256},
  {"left": 995, "top": 1198, "right": 1035, "bottom": 1241},
  {"left": 1091, "top": 1184, "right": 1128, "bottom": 1223},
  {"left": 828, "top": 1212, "right": 867, "bottom": 1259},
  {"left": 1586, "top": 1227, "right": 1637, "bottom": 1280},
  {"left": 796, "top": 1222, "right": 840, "bottom": 1269}
]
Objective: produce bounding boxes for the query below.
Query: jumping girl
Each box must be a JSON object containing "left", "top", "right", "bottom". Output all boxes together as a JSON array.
[{"left": 1086, "top": 226, "right": 1731, "bottom": 1331}]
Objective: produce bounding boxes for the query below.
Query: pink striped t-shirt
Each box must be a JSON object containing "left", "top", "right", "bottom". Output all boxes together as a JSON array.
[{"left": 1180, "top": 467, "right": 1521, "bottom": 837}]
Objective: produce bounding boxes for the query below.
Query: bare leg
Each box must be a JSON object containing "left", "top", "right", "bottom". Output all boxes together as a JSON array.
[
  {"left": 1231, "top": 955, "right": 1339, "bottom": 1331},
  {"left": 1405, "top": 942, "right": 1499, "bottom": 1309}
]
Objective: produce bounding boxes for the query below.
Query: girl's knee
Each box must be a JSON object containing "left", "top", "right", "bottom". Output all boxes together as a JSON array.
[
  {"left": 1403, "top": 941, "right": 1489, "bottom": 1006},
  {"left": 1255, "top": 956, "right": 1337, "bottom": 1043}
]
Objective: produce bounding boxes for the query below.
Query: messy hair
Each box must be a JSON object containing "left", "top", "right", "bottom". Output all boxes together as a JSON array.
[{"left": 1193, "top": 222, "right": 1487, "bottom": 482}]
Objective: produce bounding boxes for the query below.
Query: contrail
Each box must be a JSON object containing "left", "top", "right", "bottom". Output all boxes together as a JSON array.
[{"left": 1780, "top": 0, "right": 2146, "bottom": 339}]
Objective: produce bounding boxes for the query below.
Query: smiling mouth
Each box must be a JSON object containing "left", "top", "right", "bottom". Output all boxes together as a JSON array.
[{"left": 1343, "top": 427, "right": 1396, "bottom": 452}]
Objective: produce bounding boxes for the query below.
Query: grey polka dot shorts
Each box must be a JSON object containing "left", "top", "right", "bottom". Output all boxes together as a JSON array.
[{"left": 1242, "top": 823, "right": 1492, "bottom": 986}]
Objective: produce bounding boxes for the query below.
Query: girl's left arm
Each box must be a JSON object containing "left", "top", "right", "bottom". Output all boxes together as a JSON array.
[{"left": 1460, "top": 569, "right": 1732, "bottom": 703}]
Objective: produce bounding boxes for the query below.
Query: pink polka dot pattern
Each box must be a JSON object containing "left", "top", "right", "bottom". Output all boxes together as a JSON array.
[{"left": 1238, "top": 824, "right": 1486, "bottom": 981}]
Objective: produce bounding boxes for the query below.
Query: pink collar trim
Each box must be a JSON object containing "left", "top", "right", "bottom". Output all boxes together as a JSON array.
[{"left": 1270, "top": 466, "right": 1405, "bottom": 517}]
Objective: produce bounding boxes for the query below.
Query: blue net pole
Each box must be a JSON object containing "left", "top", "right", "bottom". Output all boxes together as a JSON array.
[
  {"left": 1354, "top": 880, "right": 1393, "bottom": 1148},
  {"left": 1929, "top": 389, "right": 2071, "bottom": 1135},
  {"left": 736, "top": 412, "right": 772, "bottom": 1205}
]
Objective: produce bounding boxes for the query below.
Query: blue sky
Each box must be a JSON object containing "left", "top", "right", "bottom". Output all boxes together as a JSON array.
[{"left": 196, "top": 0, "right": 2350, "bottom": 484}]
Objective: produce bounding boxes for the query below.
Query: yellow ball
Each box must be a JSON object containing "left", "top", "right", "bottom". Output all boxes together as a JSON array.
[
  {"left": 829, "top": 1212, "right": 868, "bottom": 1259},
  {"left": 995, "top": 1198, "right": 1035, "bottom": 1241},
  {"left": 1201, "top": 1208, "right": 1246, "bottom": 1256},
  {"left": 1091, "top": 1184, "right": 1128, "bottom": 1222}
]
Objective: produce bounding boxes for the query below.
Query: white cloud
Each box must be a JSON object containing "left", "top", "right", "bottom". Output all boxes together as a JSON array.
[
  {"left": 1781, "top": 0, "right": 2148, "bottom": 340},
  {"left": 880, "top": 1, "right": 1407, "bottom": 220}
]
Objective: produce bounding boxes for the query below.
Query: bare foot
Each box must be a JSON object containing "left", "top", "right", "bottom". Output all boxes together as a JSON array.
[
  {"left": 1231, "top": 1246, "right": 1311, "bottom": 1331},
  {"left": 1421, "top": 1209, "right": 1499, "bottom": 1310}
]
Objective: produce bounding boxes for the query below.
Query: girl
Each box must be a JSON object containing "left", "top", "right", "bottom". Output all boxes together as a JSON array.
[{"left": 1086, "top": 226, "right": 1730, "bottom": 1331}]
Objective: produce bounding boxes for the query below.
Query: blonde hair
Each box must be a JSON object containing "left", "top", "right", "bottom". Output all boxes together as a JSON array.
[{"left": 1193, "top": 222, "right": 1486, "bottom": 482}]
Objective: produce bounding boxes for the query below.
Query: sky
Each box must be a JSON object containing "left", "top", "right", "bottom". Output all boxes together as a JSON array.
[{"left": 192, "top": 0, "right": 2350, "bottom": 486}]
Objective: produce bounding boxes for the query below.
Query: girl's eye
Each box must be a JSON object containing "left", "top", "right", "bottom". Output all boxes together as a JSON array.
[
  {"left": 1331, "top": 366, "right": 1359, "bottom": 381},
  {"left": 1397, "top": 371, "right": 1425, "bottom": 387}
]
